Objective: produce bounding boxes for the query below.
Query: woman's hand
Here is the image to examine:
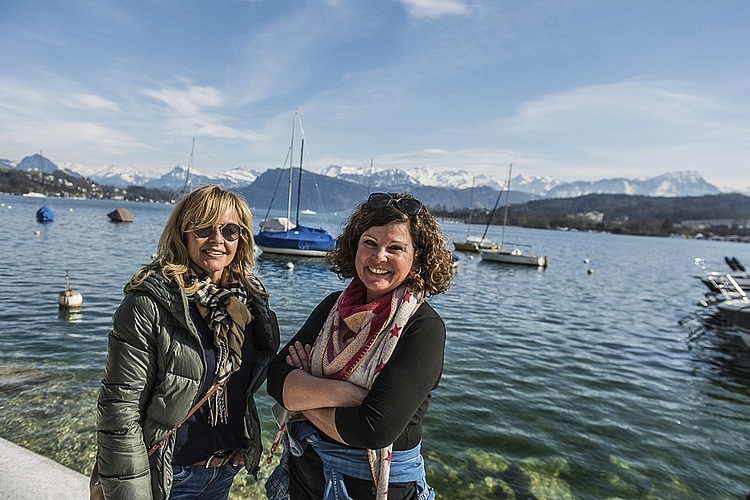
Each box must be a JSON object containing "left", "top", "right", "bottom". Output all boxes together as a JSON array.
[{"left": 286, "top": 342, "right": 312, "bottom": 373}]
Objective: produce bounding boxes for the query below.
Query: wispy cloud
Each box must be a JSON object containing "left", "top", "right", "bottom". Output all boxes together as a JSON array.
[
  {"left": 63, "top": 94, "right": 120, "bottom": 111},
  {"left": 397, "top": 0, "right": 469, "bottom": 19}
]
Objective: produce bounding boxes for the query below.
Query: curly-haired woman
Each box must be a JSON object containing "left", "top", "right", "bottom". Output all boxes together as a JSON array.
[{"left": 266, "top": 192, "right": 453, "bottom": 500}]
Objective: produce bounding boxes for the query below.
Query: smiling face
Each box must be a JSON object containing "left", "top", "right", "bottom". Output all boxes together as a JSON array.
[
  {"left": 186, "top": 207, "right": 240, "bottom": 283},
  {"left": 355, "top": 221, "right": 415, "bottom": 303}
]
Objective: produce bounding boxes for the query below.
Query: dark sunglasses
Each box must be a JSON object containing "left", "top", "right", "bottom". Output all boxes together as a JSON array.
[
  {"left": 367, "top": 193, "right": 424, "bottom": 216},
  {"left": 192, "top": 223, "right": 242, "bottom": 242}
]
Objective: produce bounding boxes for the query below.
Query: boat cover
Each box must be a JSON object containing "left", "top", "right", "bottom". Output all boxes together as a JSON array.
[
  {"left": 36, "top": 206, "right": 54, "bottom": 222},
  {"left": 255, "top": 224, "right": 335, "bottom": 253},
  {"left": 107, "top": 208, "right": 134, "bottom": 222}
]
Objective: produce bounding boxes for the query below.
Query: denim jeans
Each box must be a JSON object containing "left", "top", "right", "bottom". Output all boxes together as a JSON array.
[
  {"left": 168, "top": 462, "right": 244, "bottom": 500},
  {"left": 266, "top": 421, "right": 434, "bottom": 500}
]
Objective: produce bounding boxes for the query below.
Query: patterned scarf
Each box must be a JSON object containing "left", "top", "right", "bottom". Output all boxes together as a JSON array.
[
  {"left": 188, "top": 269, "right": 251, "bottom": 426},
  {"left": 310, "top": 277, "right": 424, "bottom": 500}
]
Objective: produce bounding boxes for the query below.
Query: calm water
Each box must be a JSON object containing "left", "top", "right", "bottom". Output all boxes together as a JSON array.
[{"left": 1, "top": 194, "right": 748, "bottom": 499}]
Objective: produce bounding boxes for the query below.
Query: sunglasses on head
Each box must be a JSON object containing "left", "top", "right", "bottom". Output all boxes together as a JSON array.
[
  {"left": 367, "top": 193, "right": 424, "bottom": 216},
  {"left": 192, "top": 222, "right": 242, "bottom": 242}
]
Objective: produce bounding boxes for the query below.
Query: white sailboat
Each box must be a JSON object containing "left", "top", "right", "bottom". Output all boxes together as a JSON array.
[
  {"left": 453, "top": 177, "right": 499, "bottom": 252},
  {"left": 479, "top": 163, "right": 548, "bottom": 268}
]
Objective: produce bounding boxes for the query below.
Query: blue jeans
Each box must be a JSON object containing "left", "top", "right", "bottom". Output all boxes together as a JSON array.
[
  {"left": 266, "top": 421, "right": 434, "bottom": 500},
  {"left": 168, "top": 462, "right": 244, "bottom": 500}
]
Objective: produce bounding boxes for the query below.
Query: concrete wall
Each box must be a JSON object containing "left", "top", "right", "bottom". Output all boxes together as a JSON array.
[{"left": 0, "top": 437, "right": 88, "bottom": 500}]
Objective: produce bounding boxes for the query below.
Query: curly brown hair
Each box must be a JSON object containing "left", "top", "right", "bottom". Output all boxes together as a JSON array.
[
  {"left": 327, "top": 192, "right": 453, "bottom": 296},
  {"left": 131, "top": 185, "right": 265, "bottom": 296}
]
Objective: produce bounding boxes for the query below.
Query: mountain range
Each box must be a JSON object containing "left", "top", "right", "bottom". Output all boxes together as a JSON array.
[{"left": 2, "top": 154, "right": 725, "bottom": 209}]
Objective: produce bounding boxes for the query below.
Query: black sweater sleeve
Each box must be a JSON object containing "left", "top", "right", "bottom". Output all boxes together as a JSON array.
[{"left": 266, "top": 292, "right": 341, "bottom": 405}]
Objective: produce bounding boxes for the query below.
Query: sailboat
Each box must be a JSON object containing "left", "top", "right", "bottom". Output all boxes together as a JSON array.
[
  {"left": 255, "top": 113, "right": 336, "bottom": 257},
  {"left": 182, "top": 138, "right": 195, "bottom": 194},
  {"left": 453, "top": 177, "right": 498, "bottom": 252},
  {"left": 34, "top": 151, "right": 54, "bottom": 222},
  {"left": 479, "top": 164, "right": 548, "bottom": 268}
]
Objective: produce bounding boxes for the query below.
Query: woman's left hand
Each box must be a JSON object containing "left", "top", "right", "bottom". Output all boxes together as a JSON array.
[{"left": 286, "top": 342, "right": 312, "bottom": 372}]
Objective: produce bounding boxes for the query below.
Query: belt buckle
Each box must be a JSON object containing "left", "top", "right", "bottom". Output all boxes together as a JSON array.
[{"left": 205, "top": 451, "right": 231, "bottom": 468}]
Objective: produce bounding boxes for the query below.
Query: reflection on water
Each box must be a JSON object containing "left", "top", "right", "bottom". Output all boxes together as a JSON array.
[{"left": 1, "top": 195, "right": 749, "bottom": 498}]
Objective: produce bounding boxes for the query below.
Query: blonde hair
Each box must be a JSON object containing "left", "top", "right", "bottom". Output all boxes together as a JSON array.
[{"left": 131, "top": 185, "right": 264, "bottom": 296}]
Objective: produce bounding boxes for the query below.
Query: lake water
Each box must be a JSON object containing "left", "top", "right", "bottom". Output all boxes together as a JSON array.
[{"left": 0, "top": 194, "right": 748, "bottom": 499}]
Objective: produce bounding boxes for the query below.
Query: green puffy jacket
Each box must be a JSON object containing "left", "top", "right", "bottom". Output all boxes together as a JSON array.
[{"left": 96, "top": 271, "right": 280, "bottom": 500}]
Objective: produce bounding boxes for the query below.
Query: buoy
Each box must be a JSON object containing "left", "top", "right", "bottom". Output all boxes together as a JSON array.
[
  {"left": 58, "top": 270, "right": 83, "bottom": 309},
  {"left": 69, "top": 207, "right": 73, "bottom": 212},
  {"left": 587, "top": 268, "right": 595, "bottom": 275},
  {"left": 33, "top": 230, "right": 41, "bottom": 236},
  {"left": 151, "top": 253, "right": 158, "bottom": 259},
  {"left": 286, "top": 262, "right": 295, "bottom": 270},
  {"left": 583, "top": 258, "right": 590, "bottom": 264}
]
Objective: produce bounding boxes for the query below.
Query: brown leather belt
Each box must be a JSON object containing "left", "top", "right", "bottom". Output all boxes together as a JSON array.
[{"left": 192, "top": 450, "right": 234, "bottom": 468}]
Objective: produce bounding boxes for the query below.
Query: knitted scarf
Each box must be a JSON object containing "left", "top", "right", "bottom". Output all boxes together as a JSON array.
[
  {"left": 310, "top": 277, "right": 424, "bottom": 500},
  {"left": 188, "top": 269, "right": 251, "bottom": 425}
]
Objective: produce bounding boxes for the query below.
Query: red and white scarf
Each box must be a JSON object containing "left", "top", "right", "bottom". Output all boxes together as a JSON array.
[{"left": 310, "top": 277, "right": 423, "bottom": 499}]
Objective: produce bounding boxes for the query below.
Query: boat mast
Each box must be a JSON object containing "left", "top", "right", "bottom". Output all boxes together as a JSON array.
[
  {"left": 367, "top": 158, "right": 374, "bottom": 195},
  {"left": 287, "top": 112, "right": 297, "bottom": 229},
  {"left": 295, "top": 138, "right": 304, "bottom": 225},
  {"left": 467, "top": 177, "right": 475, "bottom": 238},
  {"left": 481, "top": 176, "right": 504, "bottom": 244},
  {"left": 182, "top": 138, "right": 194, "bottom": 194},
  {"left": 39, "top": 150, "right": 44, "bottom": 198},
  {"left": 500, "top": 163, "right": 513, "bottom": 249}
]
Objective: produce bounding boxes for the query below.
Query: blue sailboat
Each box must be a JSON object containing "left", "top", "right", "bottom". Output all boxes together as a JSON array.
[
  {"left": 255, "top": 113, "right": 335, "bottom": 257},
  {"left": 36, "top": 203, "right": 54, "bottom": 222},
  {"left": 34, "top": 153, "right": 53, "bottom": 222}
]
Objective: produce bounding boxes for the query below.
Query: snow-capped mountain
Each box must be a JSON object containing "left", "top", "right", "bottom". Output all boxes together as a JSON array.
[
  {"left": 320, "top": 165, "right": 505, "bottom": 191},
  {"left": 144, "top": 165, "right": 259, "bottom": 191},
  {"left": 545, "top": 171, "right": 720, "bottom": 198},
  {"left": 59, "top": 161, "right": 156, "bottom": 188},
  {"left": 7, "top": 152, "right": 725, "bottom": 198}
]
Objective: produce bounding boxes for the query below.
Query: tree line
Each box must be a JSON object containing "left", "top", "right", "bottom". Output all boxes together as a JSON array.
[{"left": 430, "top": 193, "right": 750, "bottom": 239}]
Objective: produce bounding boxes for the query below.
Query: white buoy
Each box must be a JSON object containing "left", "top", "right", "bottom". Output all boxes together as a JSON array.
[
  {"left": 286, "top": 262, "right": 295, "bottom": 270},
  {"left": 33, "top": 230, "right": 41, "bottom": 236},
  {"left": 587, "top": 268, "right": 595, "bottom": 275},
  {"left": 69, "top": 207, "right": 73, "bottom": 212},
  {"left": 58, "top": 270, "right": 83, "bottom": 309},
  {"left": 583, "top": 258, "right": 590, "bottom": 264}
]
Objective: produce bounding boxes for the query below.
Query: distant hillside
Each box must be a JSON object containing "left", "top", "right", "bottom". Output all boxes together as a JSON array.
[{"left": 506, "top": 193, "right": 750, "bottom": 222}]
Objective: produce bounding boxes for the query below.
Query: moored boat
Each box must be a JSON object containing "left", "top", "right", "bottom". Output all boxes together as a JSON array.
[
  {"left": 36, "top": 204, "right": 54, "bottom": 222},
  {"left": 107, "top": 207, "right": 134, "bottom": 222},
  {"left": 480, "top": 247, "right": 548, "bottom": 268},
  {"left": 716, "top": 297, "right": 750, "bottom": 349},
  {"left": 478, "top": 163, "right": 548, "bottom": 268},
  {"left": 453, "top": 177, "right": 499, "bottom": 253},
  {"left": 256, "top": 112, "right": 335, "bottom": 257}
]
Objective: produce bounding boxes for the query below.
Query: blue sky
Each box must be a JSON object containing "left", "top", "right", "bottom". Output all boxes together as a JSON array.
[{"left": 1, "top": 0, "right": 749, "bottom": 192}]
